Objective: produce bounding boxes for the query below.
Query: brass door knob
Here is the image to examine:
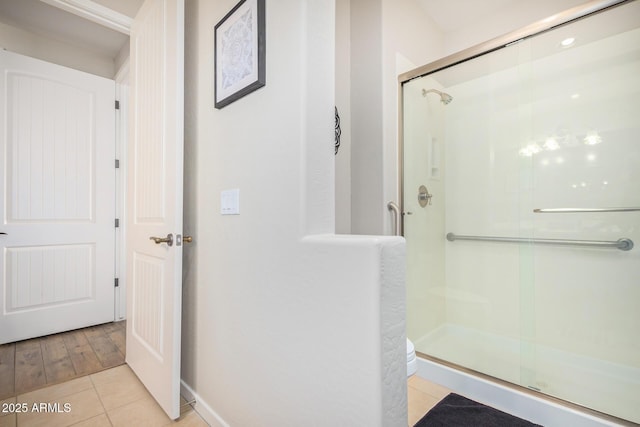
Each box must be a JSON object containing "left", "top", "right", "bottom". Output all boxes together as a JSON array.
[
  {"left": 150, "top": 234, "right": 174, "bottom": 246},
  {"left": 183, "top": 236, "right": 193, "bottom": 243}
]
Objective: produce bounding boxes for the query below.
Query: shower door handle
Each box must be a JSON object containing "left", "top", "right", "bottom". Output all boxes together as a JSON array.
[{"left": 387, "top": 201, "right": 402, "bottom": 236}]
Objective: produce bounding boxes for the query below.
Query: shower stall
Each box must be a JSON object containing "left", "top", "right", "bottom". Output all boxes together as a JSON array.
[{"left": 399, "top": 0, "right": 639, "bottom": 424}]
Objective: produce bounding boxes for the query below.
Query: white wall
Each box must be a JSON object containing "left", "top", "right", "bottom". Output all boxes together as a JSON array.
[
  {"left": 342, "top": 0, "right": 599, "bottom": 236},
  {"left": 182, "top": 1, "right": 406, "bottom": 426},
  {"left": 442, "top": 0, "right": 589, "bottom": 55},
  {"left": 347, "top": 0, "right": 384, "bottom": 235},
  {"left": 439, "top": 21, "right": 640, "bottom": 419},
  {"left": 402, "top": 76, "right": 448, "bottom": 342},
  {"left": 404, "top": 3, "right": 640, "bottom": 417},
  {"left": 345, "top": 0, "right": 443, "bottom": 236},
  {"left": 0, "top": 21, "right": 116, "bottom": 78},
  {"left": 92, "top": 0, "right": 144, "bottom": 18},
  {"left": 335, "top": 0, "right": 352, "bottom": 234},
  {"left": 406, "top": 0, "right": 630, "bottom": 350},
  {"left": 381, "top": 0, "right": 444, "bottom": 234}
]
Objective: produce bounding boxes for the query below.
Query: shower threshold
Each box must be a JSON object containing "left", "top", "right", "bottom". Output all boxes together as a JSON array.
[{"left": 413, "top": 324, "right": 639, "bottom": 425}]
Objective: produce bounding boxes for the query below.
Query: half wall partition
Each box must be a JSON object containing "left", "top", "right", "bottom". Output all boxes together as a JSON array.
[{"left": 400, "top": 0, "right": 640, "bottom": 423}]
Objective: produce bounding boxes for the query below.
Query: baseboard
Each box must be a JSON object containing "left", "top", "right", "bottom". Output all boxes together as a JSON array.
[{"left": 180, "top": 379, "right": 230, "bottom": 427}]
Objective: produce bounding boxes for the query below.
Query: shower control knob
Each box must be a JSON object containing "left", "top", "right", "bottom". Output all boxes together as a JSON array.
[{"left": 418, "top": 185, "right": 433, "bottom": 207}]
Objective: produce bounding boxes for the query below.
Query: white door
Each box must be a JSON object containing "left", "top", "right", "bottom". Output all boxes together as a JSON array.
[
  {"left": 0, "top": 50, "right": 116, "bottom": 344},
  {"left": 125, "top": 0, "right": 184, "bottom": 420}
]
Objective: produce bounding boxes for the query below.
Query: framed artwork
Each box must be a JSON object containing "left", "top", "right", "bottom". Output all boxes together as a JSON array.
[{"left": 214, "top": 0, "right": 266, "bottom": 109}]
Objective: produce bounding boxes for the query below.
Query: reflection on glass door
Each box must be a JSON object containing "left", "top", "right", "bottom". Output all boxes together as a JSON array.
[{"left": 402, "top": 1, "right": 640, "bottom": 423}]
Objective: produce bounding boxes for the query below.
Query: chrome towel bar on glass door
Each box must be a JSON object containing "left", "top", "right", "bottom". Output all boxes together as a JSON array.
[
  {"left": 446, "top": 233, "right": 634, "bottom": 251},
  {"left": 534, "top": 207, "right": 640, "bottom": 213}
]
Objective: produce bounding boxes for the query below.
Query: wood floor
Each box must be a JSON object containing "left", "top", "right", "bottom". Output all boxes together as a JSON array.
[{"left": 0, "top": 321, "right": 125, "bottom": 400}]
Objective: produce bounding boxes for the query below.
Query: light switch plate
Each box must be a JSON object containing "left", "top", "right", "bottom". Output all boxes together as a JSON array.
[{"left": 221, "top": 189, "right": 240, "bottom": 215}]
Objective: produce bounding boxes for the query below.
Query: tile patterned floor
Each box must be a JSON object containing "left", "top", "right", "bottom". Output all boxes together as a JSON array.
[
  {"left": 0, "top": 321, "right": 126, "bottom": 400},
  {"left": 0, "top": 365, "right": 207, "bottom": 427},
  {"left": 1, "top": 363, "right": 449, "bottom": 426},
  {"left": 407, "top": 375, "right": 452, "bottom": 426}
]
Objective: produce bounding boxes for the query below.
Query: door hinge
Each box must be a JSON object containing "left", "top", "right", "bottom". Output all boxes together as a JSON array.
[
  {"left": 114, "top": 278, "right": 119, "bottom": 287},
  {"left": 115, "top": 100, "right": 120, "bottom": 110},
  {"left": 115, "top": 218, "right": 120, "bottom": 228},
  {"left": 115, "top": 159, "right": 120, "bottom": 169}
]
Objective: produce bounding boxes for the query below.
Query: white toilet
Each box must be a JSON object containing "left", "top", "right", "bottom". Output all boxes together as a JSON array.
[{"left": 407, "top": 338, "right": 417, "bottom": 377}]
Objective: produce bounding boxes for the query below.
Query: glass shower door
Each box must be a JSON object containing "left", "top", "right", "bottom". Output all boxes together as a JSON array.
[
  {"left": 517, "top": 8, "right": 640, "bottom": 420},
  {"left": 402, "top": 1, "right": 640, "bottom": 423},
  {"left": 403, "top": 76, "right": 448, "bottom": 351}
]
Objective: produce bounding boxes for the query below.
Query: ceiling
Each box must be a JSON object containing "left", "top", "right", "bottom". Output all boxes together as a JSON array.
[
  {"left": 0, "top": 0, "right": 517, "bottom": 61},
  {"left": 0, "top": 0, "right": 142, "bottom": 59},
  {"left": 0, "top": 0, "right": 597, "bottom": 60},
  {"left": 417, "top": 0, "right": 517, "bottom": 32},
  {"left": 91, "top": 0, "right": 145, "bottom": 18}
]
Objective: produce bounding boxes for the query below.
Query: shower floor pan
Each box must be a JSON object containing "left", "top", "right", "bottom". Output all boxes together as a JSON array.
[{"left": 414, "top": 324, "right": 639, "bottom": 425}]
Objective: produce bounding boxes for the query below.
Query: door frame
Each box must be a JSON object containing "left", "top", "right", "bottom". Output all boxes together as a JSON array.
[
  {"left": 40, "top": 0, "right": 133, "bottom": 324},
  {"left": 3, "top": 49, "right": 122, "bottom": 341},
  {"left": 114, "top": 60, "right": 129, "bottom": 321},
  {"left": 2, "top": 2, "right": 132, "bottom": 324}
]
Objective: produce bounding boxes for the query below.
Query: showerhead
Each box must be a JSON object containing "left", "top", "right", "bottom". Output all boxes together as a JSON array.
[
  {"left": 422, "top": 88, "right": 453, "bottom": 105},
  {"left": 440, "top": 92, "right": 453, "bottom": 105}
]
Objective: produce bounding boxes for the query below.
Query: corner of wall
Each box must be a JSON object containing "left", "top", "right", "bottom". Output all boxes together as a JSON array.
[
  {"left": 380, "top": 236, "right": 408, "bottom": 426},
  {"left": 181, "top": 1, "right": 408, "bottom": 425},
  {"left": 349, "top": 0, "right": 385, "bottom": 235}
]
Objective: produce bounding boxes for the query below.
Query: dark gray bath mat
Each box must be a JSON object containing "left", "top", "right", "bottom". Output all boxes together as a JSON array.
[{"left": 414, "top": 393, "right": 543, "bottom": 426}]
